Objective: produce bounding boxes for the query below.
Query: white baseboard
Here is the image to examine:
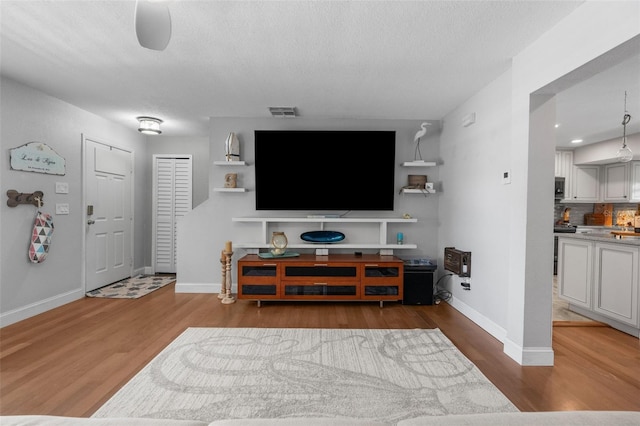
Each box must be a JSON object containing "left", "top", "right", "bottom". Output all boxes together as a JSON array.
[
  {"left": 174, "top": 282, "right": 221, "bottom": 293},
  {"left": 448, "top": 296, "right": 508, "bottom": 341},
  {"left": 503, "top": 338, "right": 555, "bottom": 366},
  {"left": 0, "top": 289, "right": 84, "bottom": 328},
  {"left": 448, "top": 296, "right": 554, "bottom": 366}
]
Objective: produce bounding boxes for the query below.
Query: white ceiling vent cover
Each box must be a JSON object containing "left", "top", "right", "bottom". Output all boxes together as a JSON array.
[{"left": 269, "top": 107, "right": 297, "bottom": 118}]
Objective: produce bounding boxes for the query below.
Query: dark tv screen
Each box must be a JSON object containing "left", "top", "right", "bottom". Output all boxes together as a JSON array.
[{"left": 254, "top": 130, "right": 396, "bottom": 211}]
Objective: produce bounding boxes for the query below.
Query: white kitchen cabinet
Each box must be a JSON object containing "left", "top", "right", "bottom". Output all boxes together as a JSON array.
[
  {"left": 571, "top": 165, "right": 600, "bottom": 202},
  {"left": 555, "top": 150, "right": 573, "bottom": 200},
  {"left": 603, "top": 163, "right": 629, "bottom": 201},
  {"left": 629, "top": 161, "right": 640, "bottom": 202},
  {"left": 593, "top": 242, "right": 639, "bottom": 327},
  {"left": 557, "top": 238, "right": 593, "bottom": 309},
  {"left": 555, "top": 151, "right": 573, "bottom": 177}
]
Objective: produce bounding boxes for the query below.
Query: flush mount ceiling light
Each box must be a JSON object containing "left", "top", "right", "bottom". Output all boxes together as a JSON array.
[
  {"left": 268, "top": 107, "right": 297, "bottom": 118},
  {"left": 616, "top": 91, "right": 633, "bottom": 163},
  {"left": 137, "top": 116, "right": 163, "bottom": 135}
]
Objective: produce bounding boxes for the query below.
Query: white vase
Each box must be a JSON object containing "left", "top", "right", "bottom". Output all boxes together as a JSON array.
[{"left": 225, "top": 132, "right": 240, "bottom": 161}]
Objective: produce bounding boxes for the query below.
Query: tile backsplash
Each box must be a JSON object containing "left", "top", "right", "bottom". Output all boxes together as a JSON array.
[{"left": 554, "top": 203, "right": 640, "bottom": 226}]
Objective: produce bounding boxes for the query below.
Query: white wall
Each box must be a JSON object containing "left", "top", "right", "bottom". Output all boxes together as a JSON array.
[
  {"left": 0, "top": 77, "right": 149, "bottom": 326},
  {"left": 438, "top": 70, "right": 514, "bottom": 337},
  {"left": 176, "top": 118, "right": 441, "bottom": 292},
  {"left": 439, "top": 0, "right": 639, "bottom": 365}
]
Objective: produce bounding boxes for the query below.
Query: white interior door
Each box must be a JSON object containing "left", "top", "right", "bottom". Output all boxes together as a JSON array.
[
  {"left": 153, "top": 156, "right": 192, "bottom": 273},
  {"left": 84, "top": 139, "right": 133, "bottom": 291}
]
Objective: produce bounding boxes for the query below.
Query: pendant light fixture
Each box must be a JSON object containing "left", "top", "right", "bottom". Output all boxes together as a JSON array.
[
  {"left": 137, "top": 116, "right": 163, "bottom": 135},
  {"left": 616, "top": 91, "right": 633, "bottom": 163}
]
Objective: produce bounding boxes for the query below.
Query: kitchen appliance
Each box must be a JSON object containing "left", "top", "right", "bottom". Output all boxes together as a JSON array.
[{"left": 554, "top": 177, "right": 565, "bottom": 200}]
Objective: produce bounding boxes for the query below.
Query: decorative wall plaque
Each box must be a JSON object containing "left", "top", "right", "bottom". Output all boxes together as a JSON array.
[{"left": 10, "top": 142, "right": 66, "bottom": 175}]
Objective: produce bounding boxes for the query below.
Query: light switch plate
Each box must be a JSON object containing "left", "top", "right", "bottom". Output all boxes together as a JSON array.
[
  {"left": 55, "top": 182, "right": 69, "bottom": 194},
  {"left": 56, "top": 203, "right": 69, "bottom": 215}
]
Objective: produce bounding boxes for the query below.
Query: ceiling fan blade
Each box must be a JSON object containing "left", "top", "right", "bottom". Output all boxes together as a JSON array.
[{"left": 134, "top": 0, "right": 172, "bottom": 51}]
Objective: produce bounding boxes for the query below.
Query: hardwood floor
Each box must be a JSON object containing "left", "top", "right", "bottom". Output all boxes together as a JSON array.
[{"left": 1, "top": 283, "right": 639, "bottom": 417}]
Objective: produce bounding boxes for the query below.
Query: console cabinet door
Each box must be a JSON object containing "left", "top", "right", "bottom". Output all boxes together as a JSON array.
[
  {"left": 557, "top": 238, "right": 593, "bottom": 309},
  {"left": 281, "top": 262, "right": 360, "bottom": 299},
  {"left": 361, "top": 263, "right": 403, "bottom": 300},
  {"left": 237, "top": 261, "right": 280, "bottom": 298},
  {"left": 593, "top": 242, "right": 639, "bottom": 327}
]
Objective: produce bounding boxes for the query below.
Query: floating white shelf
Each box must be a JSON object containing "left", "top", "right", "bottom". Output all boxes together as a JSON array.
[
  {"left": 214, "top": 188, "right": 247, "bottom": 192},
  {"left": 233, "top": 243, "right": 417, "bottom": 250},
  {"left": 401, "top": 188, "right": 436, "bottom": 194},
  {"left": 233, "top": 217, "right": 417, "bottom": 224},
  {"left": 232, "top": 216, "right": 418, "bottom": 254},
  {"left": 402, "top": 161, "right": 436, "bottom": 167},
  {"left": 213, "top": 161, "right": 248, "bottom": 166}
]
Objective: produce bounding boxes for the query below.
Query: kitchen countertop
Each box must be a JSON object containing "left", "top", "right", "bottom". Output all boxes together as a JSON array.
[{"left": 554, "top": 230, "right": 640, "bottom": 246}]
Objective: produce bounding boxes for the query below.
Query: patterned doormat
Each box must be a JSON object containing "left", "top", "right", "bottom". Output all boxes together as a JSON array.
[{"left": 86, "top": 275, "right": 176, "bottom": 299}]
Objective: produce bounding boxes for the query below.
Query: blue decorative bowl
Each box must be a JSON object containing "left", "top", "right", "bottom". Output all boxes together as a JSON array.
[{"left": 300, "top": 230, "right": 345, "bottom": 243}]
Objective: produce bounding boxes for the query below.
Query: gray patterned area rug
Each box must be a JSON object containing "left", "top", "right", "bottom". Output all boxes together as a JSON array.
[
  {"left": 86, "top": 274, "right": 176, "bottom": 298},
  {"left": 92, "top": 327, "right": 518, "bottom": 423}
]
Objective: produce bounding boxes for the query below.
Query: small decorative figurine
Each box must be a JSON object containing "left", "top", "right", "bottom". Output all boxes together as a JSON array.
[
  {"left": 224, "top": 173, "right": 237, "bottom": 188},
  {"left": 225, "top": 132, "right": 240, "bottom": 162},
  {"left": 221, "top": 241, "right": 235, "bottom": 304},
  {"left": 270, "top": 232, "right": 288, "bottom": 256}
]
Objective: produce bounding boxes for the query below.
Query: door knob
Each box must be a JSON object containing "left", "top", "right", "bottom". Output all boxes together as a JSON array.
[{"left": 87, "top": 219, "right": 95, "bottom": 225}]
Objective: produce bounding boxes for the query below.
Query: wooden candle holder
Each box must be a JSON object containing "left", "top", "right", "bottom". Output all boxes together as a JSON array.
[{"left": 221, "top": 250, "right": 235, "bottom": 304}]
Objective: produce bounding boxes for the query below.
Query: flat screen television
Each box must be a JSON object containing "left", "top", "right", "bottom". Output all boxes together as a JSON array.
[{"left": 254, "top": 130, "right": 396, "bottom": 211}]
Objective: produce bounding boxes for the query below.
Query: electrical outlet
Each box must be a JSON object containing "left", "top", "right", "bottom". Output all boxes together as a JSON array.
[{"left": 461, "top": 277, "right": 471, "bottom": 290}]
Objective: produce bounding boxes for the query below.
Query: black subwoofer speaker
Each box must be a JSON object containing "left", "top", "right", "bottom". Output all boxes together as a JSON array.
[{"left": 402, "top": 265, "right": 435, "bottom": 305}]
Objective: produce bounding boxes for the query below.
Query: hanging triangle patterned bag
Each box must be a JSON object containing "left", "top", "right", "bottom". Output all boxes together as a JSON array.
[{"left": 29, "top": 211, "right": 54, "bottom": 263}]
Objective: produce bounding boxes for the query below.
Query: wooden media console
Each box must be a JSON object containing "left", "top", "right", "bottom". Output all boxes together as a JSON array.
[{"left": 237, "top": 254, "right": 404, "bottom": 307}]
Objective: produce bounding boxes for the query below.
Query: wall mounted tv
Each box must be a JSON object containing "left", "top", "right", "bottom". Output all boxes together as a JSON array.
[{"left": 254, "top": 130, "right": 396, "bottom": 211}]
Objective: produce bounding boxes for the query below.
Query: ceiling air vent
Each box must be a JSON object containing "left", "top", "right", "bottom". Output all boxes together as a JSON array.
[{"left": 269, "top": 107, "right": 297, "bottom": 118}]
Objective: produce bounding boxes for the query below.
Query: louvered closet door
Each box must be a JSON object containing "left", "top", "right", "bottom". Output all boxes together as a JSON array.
[{"left": 153, "top": 156, "right": 193, "bottom": 273}]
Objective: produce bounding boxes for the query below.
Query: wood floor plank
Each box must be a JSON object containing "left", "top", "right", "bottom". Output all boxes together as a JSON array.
[{"left": 1, "top": 283, "right": 639, "bottom": 417}]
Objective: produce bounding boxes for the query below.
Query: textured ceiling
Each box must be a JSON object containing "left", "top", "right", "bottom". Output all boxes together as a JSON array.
[{"left": 2, "top": 0, "right": 633, "bottom": 143}]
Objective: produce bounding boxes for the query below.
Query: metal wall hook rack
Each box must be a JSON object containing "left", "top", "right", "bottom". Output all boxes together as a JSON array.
[{"left": 6, "top": 190, "right": 44, "bottom": 208}]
